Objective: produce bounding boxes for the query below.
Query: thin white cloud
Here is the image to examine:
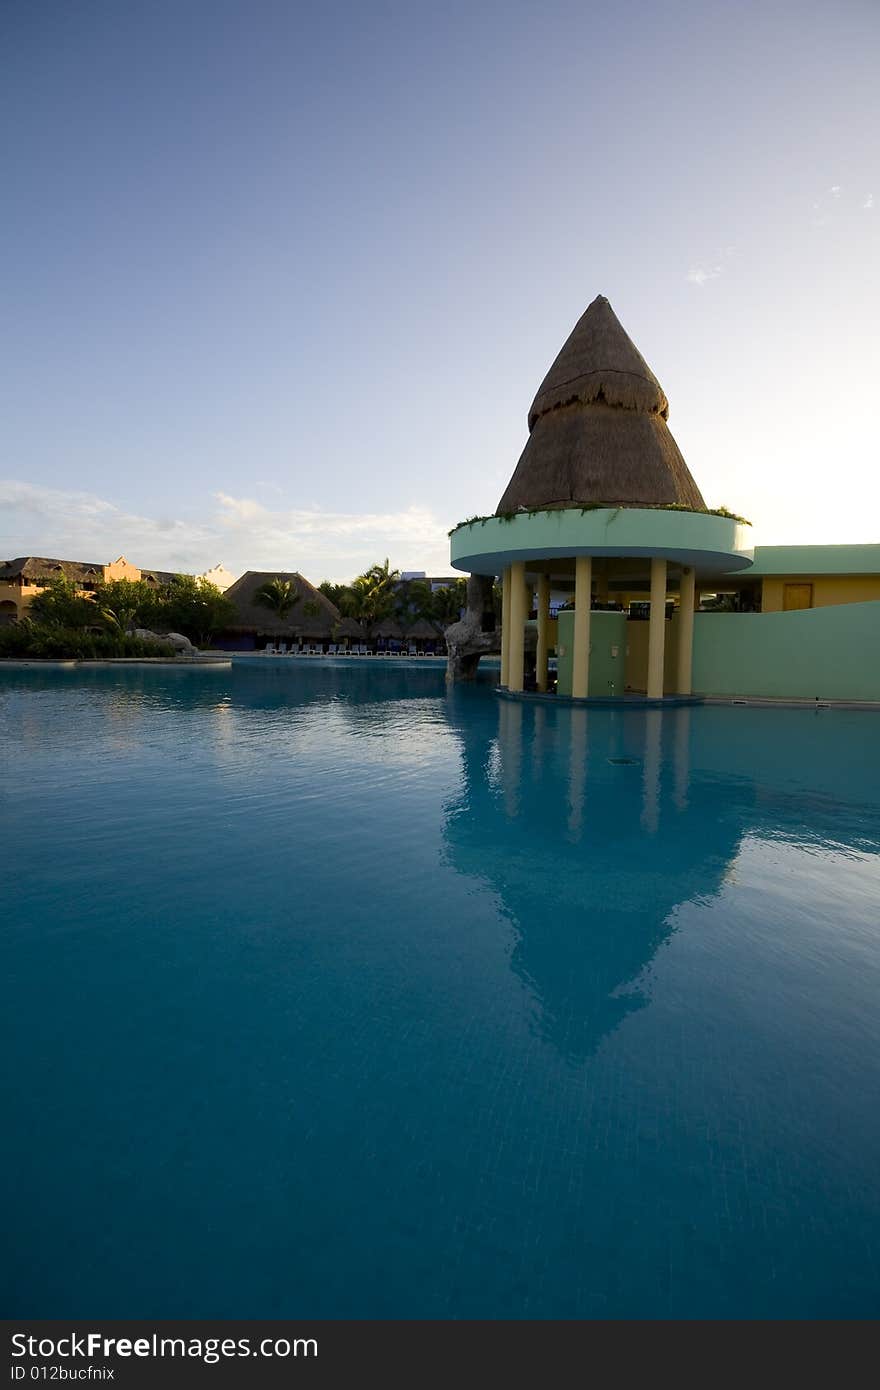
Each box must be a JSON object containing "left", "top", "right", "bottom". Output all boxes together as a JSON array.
[
  {"left": 0, "top": 480, "right": 454, "bottom": 582},
  {"left": 687, "top": 264, "right": 722, "bottom": 288},
  {"left": 686, "top": 240, "right": 737, "bottom": 289},
  {"left": 809, "top": 180, "right": 876, "bottom": 223}
]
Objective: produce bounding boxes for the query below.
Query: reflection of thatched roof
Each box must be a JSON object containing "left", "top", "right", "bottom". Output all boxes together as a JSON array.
[
  {"left": 496, "top": 296, "right": 706, "bottom": 513},
  {"left": 224, "top": 571, "right": 362, "bottom": 637}
]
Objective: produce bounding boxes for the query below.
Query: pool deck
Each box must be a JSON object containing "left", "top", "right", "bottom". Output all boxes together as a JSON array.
[
  {"left": 233, "top": 653, "right": 455, "bottom": 668},
  {"left": 0, "top": 656, "right": 232, "bottom": 669}
]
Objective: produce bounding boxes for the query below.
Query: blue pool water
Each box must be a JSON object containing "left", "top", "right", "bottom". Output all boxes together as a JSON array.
[{"left": 2, "top": 662, "right": 879, "bottom": 1319}]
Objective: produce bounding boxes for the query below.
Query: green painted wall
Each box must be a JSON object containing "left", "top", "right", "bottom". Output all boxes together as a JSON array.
[
  {"left": 556, "top": 610, "right": 628, "bottom": 697},
  {"left": 692, "top": 601, "right": 880, "bottom": 700},
  {"left": 746, "top": 543, "right": 880, "bottom": 577}
]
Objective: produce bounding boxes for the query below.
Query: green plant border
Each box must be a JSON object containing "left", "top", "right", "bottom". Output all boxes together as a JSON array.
[{"left": 448, "top": 503, "right": 751, "bottom": 536}]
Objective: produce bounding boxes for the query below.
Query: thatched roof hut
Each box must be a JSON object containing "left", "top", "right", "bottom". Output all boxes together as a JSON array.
[
  {"left": 372, "top": 617, "right": 442, "bottom": 642},
  {"left": 496, "top": 295, "right": 706, "bottom": 514},
  {"left": 223, "top": 571, "right": 363, "bottom": 639},
  {"left": 0, "top": 556, "right": 177, "bottom": 585}
]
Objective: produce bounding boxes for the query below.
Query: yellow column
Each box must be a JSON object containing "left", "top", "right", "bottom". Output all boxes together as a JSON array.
[
  {"left": 676, "top": 566, "right": 696, "bottom": 695},
  {"left": 571, "top": 555, "right": 592, "bottom": 699},
  {"left": 647, "top": 557, "right": 667, "bottom": 699},
  {"left": 507, "top": 561, "right": 526, "bottom": 692},
  {"left": 500, "top": 568, "right": 511, "bottom": 687},
  {"left": 536, "top": 573, "right": 551, "bottom": 692}
]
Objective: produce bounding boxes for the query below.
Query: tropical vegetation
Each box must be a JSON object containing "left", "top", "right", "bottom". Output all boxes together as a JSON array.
[
  {"left": 253, "top": 578, "right": 301, "bottom": 624},
  {"left": 448, "top": 503, "right": 752, "bottom": 535},
  {"left": 1, "top": 573, "right": 236, "bottom": 658},
  {"left": 0, "top": 624, "right": 175, "bottom": 660},
  {"left": 318, "top": 562, "right": 470, "bottom": 643}
]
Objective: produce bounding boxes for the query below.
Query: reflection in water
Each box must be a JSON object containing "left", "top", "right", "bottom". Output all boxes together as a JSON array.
[
  {"left": 442, "top": 690, "right": 880, "bottom": 1064},
  {"left": 530, "top": 702, "right": 546, "bottom": 783},
  {"left": 3, "top": 664, "right": 880, "bottom": 1319},
  {"left": 498, "top": 698, "right": 522, "bottom": 819},
  {"left": 567, "top": 706, "right": 588, "bottom": 841},
  {"left": 640, "top": 708, "right": 662, "bottom": 835},
  {"left": 673, "top": 705, "right": 690, "bottom": 812}
]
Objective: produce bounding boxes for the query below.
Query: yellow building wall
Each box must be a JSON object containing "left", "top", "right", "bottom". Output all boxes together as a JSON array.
[
  {"left": 762, "top": 575, "right": 880, "bottom": 612},
  {"left": 624, "top": 615, "right": 682, "bottom": 694},
  {"left": 1, "top": 580, "right": 94, "bottom": 620},
  {"left": 0, "top": 581, "right": 44, "bottom": 620},
  {"left": 0, "top": 584, "right": 21, "bottom": 621},
  {"left": 104, "top": 557, "right": 143, "bottom": 582}
]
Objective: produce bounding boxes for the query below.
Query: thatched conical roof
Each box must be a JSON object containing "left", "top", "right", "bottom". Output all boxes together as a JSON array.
[
  {"left": 224, "top": 571, "right": 362, "bottom": 638},
  {"left": 497, "top": 296, "right": 706, "bottom": 513}
]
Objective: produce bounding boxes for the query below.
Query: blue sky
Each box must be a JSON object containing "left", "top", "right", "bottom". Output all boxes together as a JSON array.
[{"left": 2, "top": 0, "right": 877, "bottom": 579}]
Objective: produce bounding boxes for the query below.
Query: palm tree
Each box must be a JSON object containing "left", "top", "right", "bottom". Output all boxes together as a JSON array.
[
  {"left": 338, "top": 559, "right": 400, "bottom": 644},
  {"left": 253, "top": 578, "right": 301, "bottom": 626},
  {"left": 428, "top": 579, "right": 468, "bottom": 629}
]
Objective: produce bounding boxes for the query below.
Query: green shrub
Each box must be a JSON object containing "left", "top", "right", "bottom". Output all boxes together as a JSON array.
[{"left": 0, "top": 623, "right": 175, "bottom": 660}]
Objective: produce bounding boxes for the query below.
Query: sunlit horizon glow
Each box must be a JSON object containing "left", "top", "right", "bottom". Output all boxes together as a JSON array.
[{"left": 2, "top": 0, "right": 878, "bottom": 583}]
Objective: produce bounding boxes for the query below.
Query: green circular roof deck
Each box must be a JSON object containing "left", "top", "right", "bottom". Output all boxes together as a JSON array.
[{"left": 450, "top": 507, "right": 754, "bottom": 578}]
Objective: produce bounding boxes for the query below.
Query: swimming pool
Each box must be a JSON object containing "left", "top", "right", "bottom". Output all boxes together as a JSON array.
[{"left": 2, "top": 662, "right": 879, "bottom": 1318}]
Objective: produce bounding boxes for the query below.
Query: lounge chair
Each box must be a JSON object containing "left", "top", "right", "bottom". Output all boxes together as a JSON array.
[
  {"left": 264, "top": 642, "right": 277, "bottom": 655},
  {"left": 328, "top": 644, "right": 337, "bottom": 655},
  {"left": 407, "top": 644, "right": 417, "bottom": 656},
  {"left": 278, "top": 642, "right": 288, "bottom": 655}
]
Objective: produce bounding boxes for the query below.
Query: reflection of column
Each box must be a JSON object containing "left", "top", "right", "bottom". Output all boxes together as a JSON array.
[
  {"left": 571, "top": 555, "right": 593, "bottom": 699},
  {"left": 677, "top": 566, "right": 696, "bottom": 695},
  {"left": 499, "top": 696, "right": 523, "bottom": 819},
  {"left": 500, "top": 567, "right": 511, "bottom": 687},
  {"left": 673, "top": 707, "right": 690, "bottom": 811},
  {"left": 567, "top": 706, "right": 588, "bottom": 840},
  {"left": 647, "top": 557, "right": 667, "bottom": 699},
  {"left": 532, "top": 702, "right": 546, "bottom": 778},
  {"left": 508, "top": 561, "right": 526, "bottom": 693},
  {"left": 536, "top": 573, "right": 551, "bottom": 692},
  {"left": 641, "top": 708, "right": 662, "bottom": 835}
]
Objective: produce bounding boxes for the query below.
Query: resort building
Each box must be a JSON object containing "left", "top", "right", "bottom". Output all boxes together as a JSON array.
[
  {"left": 195, "top": 563, "right": 238, "bottom": 593},
  {"left": 448, "top": 296, "right": 880, "bottom": 703},
  {"left": 0, "top": 555, "right": 178, "bottom": 625},
  {"left": 0, "top": 555, "right": 239, "bottom": 627},
  {"left": 719, "top": 545, "right": 880, "bottom": 613}
]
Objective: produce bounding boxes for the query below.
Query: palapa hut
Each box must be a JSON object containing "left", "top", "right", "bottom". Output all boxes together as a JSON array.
[
  {"left": 449, "top": 295, "right": 753, "bottom": 698},
  {"left": 222, "top": 571, "right": 363, "bottom": 649},
  {"left": 497, "top": 295, "right": 706, "bottom": 514}
]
